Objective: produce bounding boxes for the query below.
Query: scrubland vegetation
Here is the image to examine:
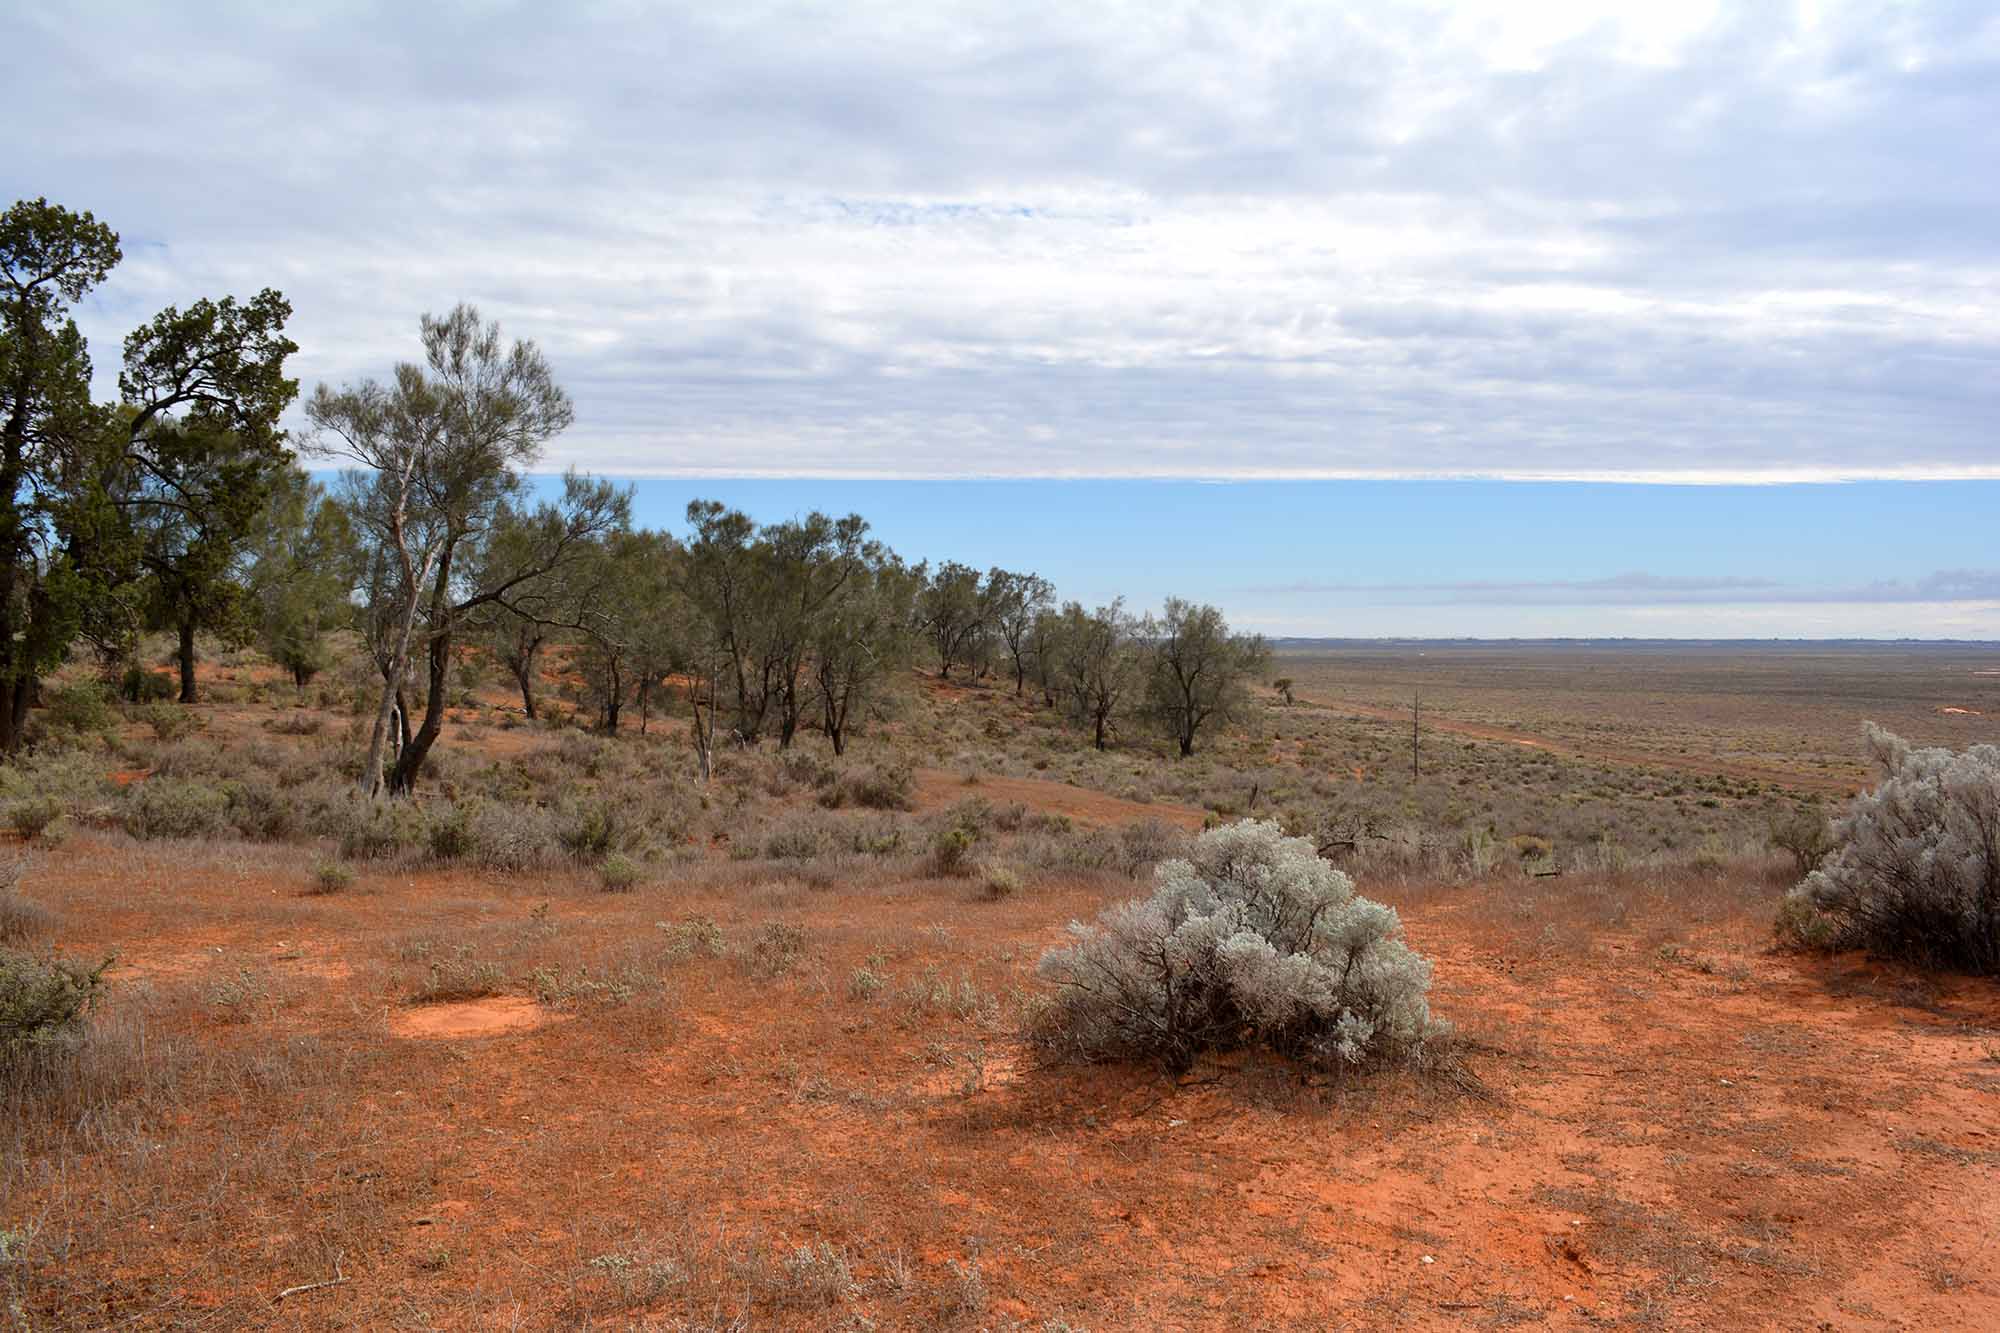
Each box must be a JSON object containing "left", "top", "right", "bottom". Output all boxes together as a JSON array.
[{"left": 4, "top": 195, "right": 1998, "bottom": 1327}]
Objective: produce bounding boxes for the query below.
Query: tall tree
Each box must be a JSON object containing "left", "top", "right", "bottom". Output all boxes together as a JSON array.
[
  {"left": 1053, "top": 598, "right": 1145, "bottom": 751},
  {"left": 992, "top": 570, "right": 1054, "bottom": 695},
  {"left": 309, "top": 304, "right": 622, "bottom": 795},
  {"left": 247, "top": 468, "right": 356, "bottom": 698},
  {"left": 2, "top": 198, "right": 296, "bottom": 745},
  {"left": 0, "top": 199, "right": 119, "bottom": 748},
  {"left": 919, "top": 560, "right": 986, "bottom": 680},
  {"left": 813, "top": 552, "right": 920, "bottom": 755},
  {"left": 1145, "top": 597, "right": 1270, "bottom": 757}
]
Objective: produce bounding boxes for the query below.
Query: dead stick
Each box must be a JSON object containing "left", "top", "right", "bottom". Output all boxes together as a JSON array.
[{"left": 275, "top": 1252, "right": 347, "bottom": 1301}]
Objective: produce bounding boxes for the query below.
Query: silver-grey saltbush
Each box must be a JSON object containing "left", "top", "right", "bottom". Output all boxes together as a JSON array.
[
  {"left": 1778, "top": 724, "right": 2000, "bottom": 973},
  {"left": 1031, "top": 818, "right": 1437, "bottom": 1074}
]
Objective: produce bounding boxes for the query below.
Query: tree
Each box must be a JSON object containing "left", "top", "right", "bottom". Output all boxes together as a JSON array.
[
  {"left": 919, "top": 561, "right": 986, "bottom": 680},
  {"left": 574, "top": 528, "right": 687, "bottom": 734},
  {"left": 682, "top": 499, "right": 763, "bottom": 741},
  {"left": 991, "top": 570, "right": 1053, "bottom": 695},
  {"left": 1145, "top": 598, "right": 1270, "bottom": 757},
  {"left": 309, "top": 304, "right": 622, "bottom": 795},
  {"left": 813, "top": 552, "right": 920, "bottom": 754},
  {"left": 2, "top": 198, "right": 296, "bottom": 746},
  {"left": 760, "top": 511, "right": 874, "bottom": 748},
  {"left": 1053, "top": 598, "right": 1145, "bottom": 751},
  {"left": 247, "top": 469, "right": 356, "bottom": 698},
  {"left": 126, "top": 415, "right": 289, "bottom": 701},
  {"left": 1273, "top": 677, "right": 1295, "bottom": 706}
]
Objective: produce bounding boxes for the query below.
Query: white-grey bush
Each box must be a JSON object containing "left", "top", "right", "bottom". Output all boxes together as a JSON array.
[
  {"left": 1031, "top": 818, "right": 1437, "bottom": 1074},
  {"left": 1778, "top": 724, "right": 2000, "bottom": 973}
]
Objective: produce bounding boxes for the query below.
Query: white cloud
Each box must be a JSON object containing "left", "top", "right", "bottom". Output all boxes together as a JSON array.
[{"left": 9, "top": 1, "right": 1999, "bottom": 479}]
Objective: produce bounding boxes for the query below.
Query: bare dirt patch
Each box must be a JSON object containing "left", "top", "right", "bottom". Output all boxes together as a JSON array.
[{"left": 388, "top": 995, "right": 551, "bottom": 1040}]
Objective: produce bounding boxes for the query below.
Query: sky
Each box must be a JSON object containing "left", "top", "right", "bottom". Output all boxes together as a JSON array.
[{"left": 9, "top": 1, "right": 1998, "bottom": 637}]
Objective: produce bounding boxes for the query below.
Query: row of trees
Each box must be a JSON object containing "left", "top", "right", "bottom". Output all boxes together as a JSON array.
[{"left": 3, "top": 197, "right": 1271, "bottom": 796}]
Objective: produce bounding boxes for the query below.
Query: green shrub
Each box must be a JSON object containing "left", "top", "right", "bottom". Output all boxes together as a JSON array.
[
  {"left": 120, "top": 664, "right": 175, "bottom": 703},
  {"left": 1768, "top": 802, "right": 1834, "bottom": 876},
  {"left": 42, "top": 681, "right": 115, "bottom": 738},
  {"left": 123, "top": 778, "right": 231, "bottom": 840},
  {"left": 335, "top": 799, "right": 428, "bottom": 861},
  {"left": 225, "top": 783, "right": 299, "bottom": 841},
  {"left": 978, "top": 863, "right": 1022, "bottom": 900},
  {"left": 133, "top": 703, "right": 203, "bottom": 742},
  {"left": 7, "top": 796, "right": 66, "bottom": 842},
  {"left": 308, "top": 860, "right": 354, "bottom": 895},
  {"left": 599, "top": 852, "right": 643, "bottom": 892},
  {"left": 411, "top": 947, "right": 506, "bottom": 1003},
  {"left": 554, "top": 798, "right": 620, "bottom": 860},
  {"left": 930, "top": 826, "right": 976, "bottom": 877},
  {"left": 1, "top": 951, "right": 111, "bottom": 1057},
  {"left": 845, "top": 762, "right": 915, "bottom": 811}
]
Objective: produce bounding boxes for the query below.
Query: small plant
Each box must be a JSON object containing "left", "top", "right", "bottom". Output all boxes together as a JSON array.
[
  {"left": 120, "top": 664, "right": 175, "bottom": 703},
  {"left": 659, "top": 914, "right": 725, "bottom": 959},
  {"left": 930, "top": 826, "right": 976, "bottom": 878},
  {"left": 847, "top": 966, "right": 884, "bottom": 1000},
  {"left": 122, "top": 778, "right": 231, "bottom": 840},
  {"left": 774, "top": 1241, "right": 853, "bottom": 1308},
  {"left": 1, "top": 951, "right": 111, "bottom": 1056},
  {"left": 308, "top": 860, "right": 354, "bottom": 895},
  {"left": 412, "top": 947, "right": 506, "bottom": 1003},
  {"left": 206, "top": 968, "right": 269, "bottom": 1020},
  {"left": 977, "top": 863, "right": 1021, "bottom": 900},
  {"left": 846, "top": 762, "right": 916, "bottom": 811},
  {"left": 742, "top": 922, "right": 808, "bottom": 979},
  {"left": 599, "top": 852, "right": 643, "bottom": 892},
  {"left": 942, "top": 1257, "right": 988, "bottom": 1316},
  {"left": 1768, "top": 802, "right": 1834, "bottom": 876},
  {"left": 41, "top": 680, "right": 115, "bottom": 739},
  {"left": 7, "top": 796, "right": 65, "bottom": 843},
  {"left": 134, "top": 703, "right": 203, "bottom": 742}
]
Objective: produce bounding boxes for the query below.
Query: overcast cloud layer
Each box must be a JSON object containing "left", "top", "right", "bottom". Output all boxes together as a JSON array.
[{"left": 11, "top": 1, "right": 2000, "bottom": 480}]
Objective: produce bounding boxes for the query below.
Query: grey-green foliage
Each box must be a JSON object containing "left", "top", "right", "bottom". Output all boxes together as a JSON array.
[
  {"left": 1779, "top": 724, "right": 2000, "bottom": 973},
  {"left": 1, "top": 951, "right": 110, "bottom": 1056},
  {"left": 1033, "top": 818, "right": 1436, "bottom": 1074}
]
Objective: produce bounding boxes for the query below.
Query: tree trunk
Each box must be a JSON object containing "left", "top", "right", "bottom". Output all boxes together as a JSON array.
[
  {"left": 1178, "top": 734, "right": 1194, "bottom": 758},
  {"left": 177, "top": 615, "right": 199, "bottom": 704},
  {"left": 1093, "top": 711, "right": 1109, "bottom": 750},
  {"left": 511, "top": 658, "right": 538, "bottom": 719},
  {"left": 389, "top": 626, "right": 450, "bottom": 796}
]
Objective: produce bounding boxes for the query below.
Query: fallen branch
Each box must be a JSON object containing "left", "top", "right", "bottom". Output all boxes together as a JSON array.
[{"left": 274, "top": 1252, "right": 347, "bottom": 1302}]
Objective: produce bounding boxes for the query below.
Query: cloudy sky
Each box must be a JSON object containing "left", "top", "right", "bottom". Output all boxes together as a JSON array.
[{"left": 10, "top": 1, "right": 1999, "bottom": 636}]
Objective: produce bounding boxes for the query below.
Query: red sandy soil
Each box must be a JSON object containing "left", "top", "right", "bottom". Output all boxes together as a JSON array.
[{"left": 10, "top": 829, "right": 1998, "bottom": 1330}]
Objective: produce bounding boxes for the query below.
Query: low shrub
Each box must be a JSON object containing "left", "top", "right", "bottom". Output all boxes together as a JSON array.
[
  {"left": 308, "top": 860, "right": 354, "bottom": 895},
  {"left": 1, "top": 951, "right": 111, "bottom": 1057},
  {"left": 133, "top": 703, "right": 203, "bottom": 742},
  {"left": 599, "top": 852, "right": 644, "bottom": 892},
  {"left": 411, "top": 947, "right": 506, "bottom": 1003},
  {"left": 1778, "top": 726, "right": 2000, "bottom": 973},
  {"left": 7, "top": 795, "right": 66, "bottom": 843},
  {"left": 123, "top": 778, "right": 231, "bottom": 840},
  {"left": 120, "top": 664, "right": 175, "bottom": 703},
  {"left": 334, "top": 799, "right": 428, "bottom": 861},
  {"left": 1768, "top": 802, "right": 1834, "bottom": 876},
  {"left": 845, "top": 762, "right": 915, "bottom": 811},
  {"left": 930, "top": 826, "right": 976, "bottom": 878},
  {"left": 978, "top": 863, "right": 1022, "bottom": 900},
  {"left": 1030, "top": 819, "right": 1437, "bottom": 1075},
  {"left": 41, "top": 680, "right": 115, "bottom": 739}
]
